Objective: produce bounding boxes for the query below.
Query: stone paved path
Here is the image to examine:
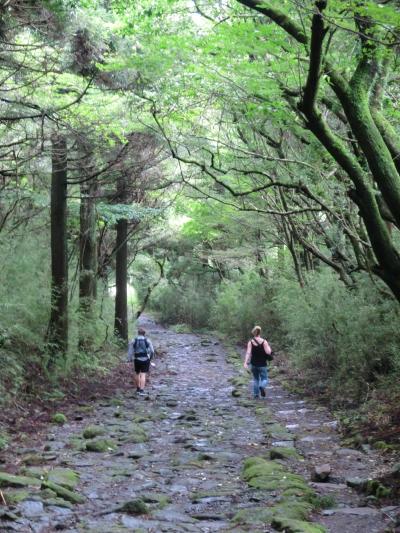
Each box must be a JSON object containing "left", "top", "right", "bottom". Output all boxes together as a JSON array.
[{"left": 0, "top": 317, "right": 398, "bottom": 532}]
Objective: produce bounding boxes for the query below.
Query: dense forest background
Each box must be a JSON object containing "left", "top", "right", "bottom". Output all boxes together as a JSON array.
[{"left": 1, "top": 0, "right": 400, "bottom": 444}]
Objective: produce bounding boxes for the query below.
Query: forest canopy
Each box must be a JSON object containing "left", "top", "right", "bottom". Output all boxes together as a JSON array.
[{"left": 0, "top": 0, "right": 399, "bottom": 421}]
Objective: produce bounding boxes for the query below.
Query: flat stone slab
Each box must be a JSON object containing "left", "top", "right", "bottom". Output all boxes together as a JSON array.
[
  {"left": 0, "top": 317, "right": 392, "bottom": 533},
  {"left": 20, "top": 500, "right": 44, "bottom": 517},
  {"left": 329, "top": 507, "right": 380, "bottom": 516}
]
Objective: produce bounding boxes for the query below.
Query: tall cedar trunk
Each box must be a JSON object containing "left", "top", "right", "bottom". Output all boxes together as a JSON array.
[
  {"left": 114, "top": 218, "right": 128, "bottom": 340},
  {"left": 79, "top": 179, "right": 97, "bottom": 350},
  {"left": 48, "top": 134, "right": 68, "bottom": 363}
]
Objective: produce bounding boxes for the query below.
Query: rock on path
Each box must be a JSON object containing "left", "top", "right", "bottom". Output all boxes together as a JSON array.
[{"left": 0, "top": 316, "right": 398, "bottom": 532}]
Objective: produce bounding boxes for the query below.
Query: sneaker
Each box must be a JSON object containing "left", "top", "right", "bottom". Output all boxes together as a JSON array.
[
  {"left": 259, "top": 386, "right": 266, "bottom": 397},
  {"left": 137, "top": 389, "right": 145, "bottom": 395}
]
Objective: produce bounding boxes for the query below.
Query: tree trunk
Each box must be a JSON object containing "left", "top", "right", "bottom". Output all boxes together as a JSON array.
[
  {"left": 48, "top": 134, "right": 68, "bottom": 364},
  {"left": 79, "top": 178, "right": 97, "bottom": 350},
  {"left": 114, "top": 217, "right": 128, "bottom": 340},
  {"left": 236, "top": 0, "right": 400, "bottom": 302}
]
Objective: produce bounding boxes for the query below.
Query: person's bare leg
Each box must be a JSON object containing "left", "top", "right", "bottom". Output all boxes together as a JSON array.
[
  {"left": 135, "top": 372, "right": 140, "bottom": 390},
  {"left": 139, "top": 373, "right": 146, "bottom": 389}
]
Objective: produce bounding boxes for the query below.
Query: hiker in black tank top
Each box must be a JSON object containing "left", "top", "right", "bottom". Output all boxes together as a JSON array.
[
  {"left": 243, "top": 326, "right": 272, "bottom": 399},
  {"left": 250, "top": 338, "right": 270, "bottom": 367}
]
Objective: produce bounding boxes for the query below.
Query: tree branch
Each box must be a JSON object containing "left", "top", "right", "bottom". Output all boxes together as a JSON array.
[{"left": 236, "top": 0, "right": 308, "bottom": 44}]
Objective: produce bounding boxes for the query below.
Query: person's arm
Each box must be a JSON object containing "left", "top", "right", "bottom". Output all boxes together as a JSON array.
[
  {"left": 127, "top": 340, "right": 134, "bottom": 362},
  {"left": 147, "top": 338, "right": 155, "bottom": 359},
  {"left": 263, "top": 339, "right": 272, "bottom": 355},
  {"left": 244, "top": 341, "right": 252, "bottom": 368}
]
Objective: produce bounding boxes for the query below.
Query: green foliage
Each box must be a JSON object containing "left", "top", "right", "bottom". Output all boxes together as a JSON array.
[
  {"left": 151, "top": 279, "right": 213, "bottom": 329},
  {"left": 97, "top": 203, "right": 160, "bottom": 225},
  {"left": 0, "top": 350, "right": 24, "bottom": 407},
  {"left": 308, "top": 494, "right": 337, "bottom": 511},
  {"left": 212, "top": 271, "right": 273, "bottom": 341},
  {"left": 0, "top": 231, "right": 50, "bottom": 403},
  {"left": 273, "top": 270, "right": 400, "bottom": 401},
  {"left": 0, "top": 232, "right": 51, "bottom": 350},
  {"left": 0, "top": 219, "right": 119, "bottom": 401},
  {"left": 0, "top": 432, "right": 9, "bottom": 451},
  {"left": 131, "top": 254, "right": 161, "bottom": 306}
]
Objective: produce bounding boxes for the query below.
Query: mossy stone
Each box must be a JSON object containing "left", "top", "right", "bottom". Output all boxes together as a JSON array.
[
  {"left": 82, "top": 425, "right": 105, "bottom": 439},
  {"left": 249, "top": 475, "right": 308, "bottom": 492},
  {"left": 43, "top": 497, "right": 73, "bottom": 509},
  {"left": 255, "top": 406, "right": 273, "bottom": 418},
  {"left": 365, "top": 479, "right": 391, "bottom": 498},
  {"left": 271, "top": 517, "right": 326, "bottom": 533},
  {"left": 0, "top": 472, "right": 41, "bottom": 488},
  {"left": 0, "top": 509, "right": 19, "bottom": 521},
  {"left": 142, "top": 492, "right": 170, "bottom": 509},
  {"left": 230, "top": 376, "right": 247, "bottom": 387},
  {"left": 20, "top": 466, "right": 48, "bottom": 479},
  {"left": 52, "top": 413, "right": 67, "bottom": 425},
  {"left": 231, "top": 389, "right": 242, "bottom": 397},
  {"left": 282, "top": 487, "right": 315, "bottom": 499},
  {"left": 309, "top": 494, "right": 337, "bottom": 510},
  {"left": 40, "top": 488, "right": 58, "bottom": 499},
  {"left": 20, "top": 454, "right": 45, "bottom": 466},
  {"left": 47, "top": 468, "right": 79, "bottom": 489},
  {"left": 111, "top": 467, "right": 133, "bottom": 478},
  {"left": 109, "top": 398, "right": 124, "bottom": 406},
  {"left": 265, "top": 424, "right": 293, "bottom": 440},
  {"left": 85, "top": 438, "right": 116, "bottom": 452},
  {"left": 243, "top": 456, "right": 311, "bottom": 492},
  {"left": 76, "top": 405, "right": 94, "bottom": 413},
  {"left": 232, "top": 507, "right": 274, "bottom": 524},
  {"left": 69, "top": 436, "right": 85, "bottom": 451},
  {"left": 191, "top": 489, "right": 233, "bottom": 502},
  {"left": 373, "top": 440, "right": 388, "bottom": 450},
  {"left": 346, "top": 477, "right": 391, "bottom": 498},
  {"left": 270, "top": 447, "right": 302, "bottom": 461},
  {"left": 133, "top": 415, "right": 150, "bottom": 423},
  {"left": 118, "top": 499, "right": 149, "bottom": 515},
  {"left": 272, "top": 499, "right": 312, "bottom": 521},
  {"left": 242, "top": 457, "right": 284, "bottom": 481},
  {"left": 3, "top": 489, "right": 31, "bottom": 504},
  {"left": 118, "top": 425, "right": 148, "bottom": 444},
  {"left": 41, "top": 480, "right": 85, "bottom": 504}
]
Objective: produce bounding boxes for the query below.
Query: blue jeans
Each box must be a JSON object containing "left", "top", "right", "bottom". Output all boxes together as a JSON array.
[{"left": 251, "top": 365, "right": 268, "bottom": 398}]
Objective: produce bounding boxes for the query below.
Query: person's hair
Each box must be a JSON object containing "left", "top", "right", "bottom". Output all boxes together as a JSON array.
[
  {"left": 252, "top": 326, "right": 261, "bottom": 337},
  {"left": 138, "top": 327, "right": 146, "bottom": 336}
]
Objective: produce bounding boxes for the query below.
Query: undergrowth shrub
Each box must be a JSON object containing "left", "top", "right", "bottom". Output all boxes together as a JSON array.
[
  {"left": 0, "top": 233, "right": 50, "bottom": 350},
  {"left": 273, "top": 270, "right": 400, "bottom": 402},
  {"left": 212, "top": 271, "right": 275, "bottom": 341},
  {"left": 151, "top": 279, "right": 213, "bottom": 329},
  {"left": 0, "top": 233, "right": 50, "bottom": 402},
  {"left": 0, "top": 230, "right": 119, "bottom": 403}
]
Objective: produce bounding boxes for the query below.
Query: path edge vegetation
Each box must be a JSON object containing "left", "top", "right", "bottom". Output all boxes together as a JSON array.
[
  {"left": 0, "top": 0, "right": 400, "bottom": 502},
  {"left": 226, "top": 342, "right": 329, "bottom": 532}
]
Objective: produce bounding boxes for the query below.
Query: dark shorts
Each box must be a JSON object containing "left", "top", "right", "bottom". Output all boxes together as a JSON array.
[{"left": 134, "top": 359, "right": 150, "bottom": 373}]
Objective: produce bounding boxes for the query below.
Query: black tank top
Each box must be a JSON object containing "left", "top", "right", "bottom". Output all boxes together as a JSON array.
[{"left": 250, "top": 339, "right": 268, "bottom": 367}]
